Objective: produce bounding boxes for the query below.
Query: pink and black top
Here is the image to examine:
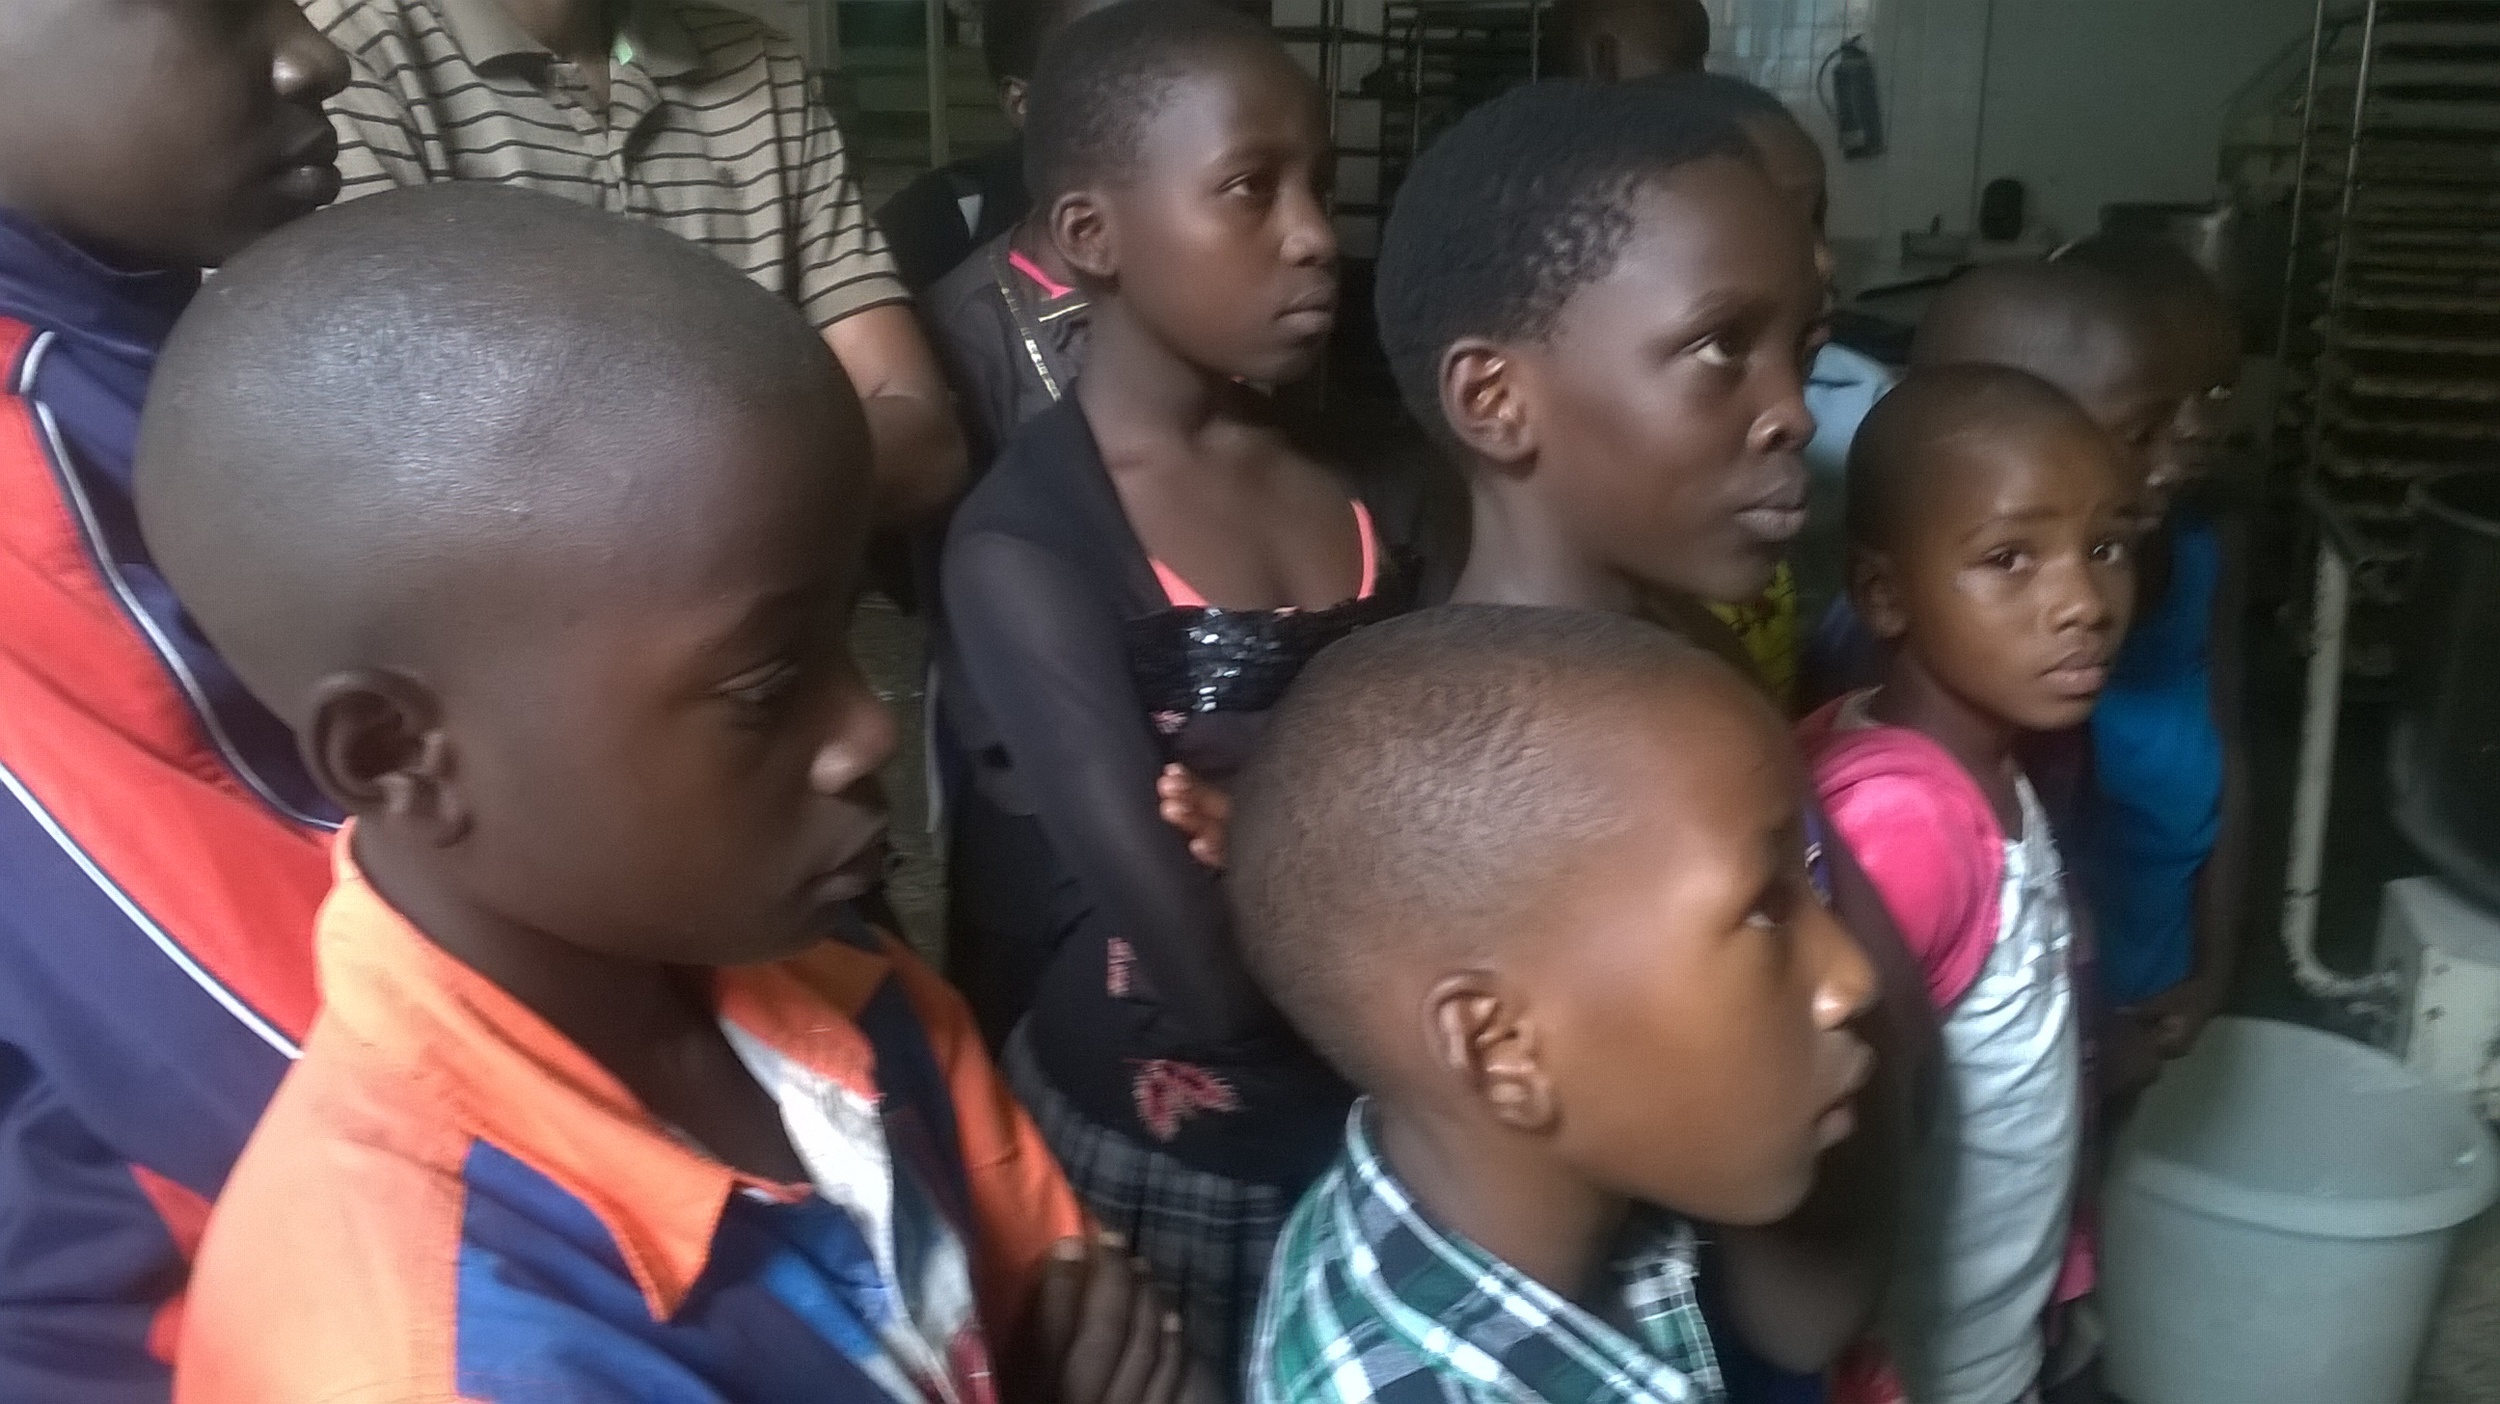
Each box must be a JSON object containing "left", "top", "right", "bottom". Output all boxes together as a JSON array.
[{"left": 937, "top": 398, "right": 1415, "bottom": 1187}]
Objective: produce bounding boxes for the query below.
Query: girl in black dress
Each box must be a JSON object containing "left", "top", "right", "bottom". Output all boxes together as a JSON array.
[{"left": 934, "top": 0, "right": 1414, "bottom": 1374}]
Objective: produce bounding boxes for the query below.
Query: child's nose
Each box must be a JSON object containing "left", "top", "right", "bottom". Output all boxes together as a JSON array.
[
  {"left": 1804, "top": 901, "right": 1879, "bottom": 1030},
  {"left": 2049, "top": 558, "right": 2117, "bottom": 631},
  {"left": 276, "top": 7, "right": 352, "bottom": 106},
  {"left": 810, "top": 673, "right": 899, "bottom": 797},
  {"left": 1750, "top": 379, "right": 1815, "bottom": 457},
  {"left": 1280, "top": 189, "right": 1338, "bottom": 267}
]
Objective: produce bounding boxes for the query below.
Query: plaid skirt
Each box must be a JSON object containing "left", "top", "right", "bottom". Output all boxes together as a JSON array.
[{"left": 1004, "top": 1025, "right": 1288, "bottom": 1384}]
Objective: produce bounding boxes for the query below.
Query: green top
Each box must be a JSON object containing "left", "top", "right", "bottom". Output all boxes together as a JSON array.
[{"left": 1249, "top": 1103, "right": 1725, "bottom": 1404}]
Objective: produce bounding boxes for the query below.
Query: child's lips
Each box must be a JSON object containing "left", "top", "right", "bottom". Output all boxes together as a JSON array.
[
  {"left": 808, "top": 830, "right": 892, "bottom": 906},
  {"left": 1814, "top": 1041, "right": 1875, "bottom": 1150},
  {"left": 1733, "top": 502, "right": 1809, "bottom": 545},
  {"left": 1277, "top": 296, "right": 1338, "bottom": 336},
  {"left": 2043, "top": 653, "right": 2112, "bottom": 697}
]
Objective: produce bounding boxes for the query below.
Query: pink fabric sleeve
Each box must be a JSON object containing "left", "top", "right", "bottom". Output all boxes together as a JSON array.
[
  {"left": 1822, "top": 771, "right": 1996, "bottom": 1008},
  {"left": 1798, "top": 699, "right": 2006, "bottom": 1011}
]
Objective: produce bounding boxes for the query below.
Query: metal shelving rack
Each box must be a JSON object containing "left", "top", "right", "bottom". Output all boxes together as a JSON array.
[
  {"left": 1287, "top": 0, "right": 1547, "bottom": 219},
  {"left": 2272, "top": 0, "right": 2500, "bottom": 673},
  {"left": 1284, "top": 0, "right": 1549, "bottom": 396}
]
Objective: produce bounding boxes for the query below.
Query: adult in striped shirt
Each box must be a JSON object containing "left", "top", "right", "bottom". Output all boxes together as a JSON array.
[{"left": 307, "top": 0, "right": 968, "bottom": 526}]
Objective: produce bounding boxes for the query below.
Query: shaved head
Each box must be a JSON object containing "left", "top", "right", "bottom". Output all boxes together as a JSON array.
[
  {"left": 1227, "top": 605, "right": 1760, "bottom": 1090},
  {"left": 1845, "top": 362, "right": 2109, "bottom": 553},
  {"left": 135, "top": 183, "right": 864, "bottom": 724},
  {"left": 1911, "top": 260, "right": 2164, "bottom": 412}
]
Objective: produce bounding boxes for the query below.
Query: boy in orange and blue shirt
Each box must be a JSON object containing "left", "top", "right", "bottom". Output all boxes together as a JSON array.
[{"left": 145, "top": 184, "right": 1198, "bottom": 1404}]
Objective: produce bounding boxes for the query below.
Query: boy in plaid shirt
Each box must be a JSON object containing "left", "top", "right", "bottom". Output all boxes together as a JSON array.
[{"left": 1226, "top": 608, "right": 1880, "bottom": 1404}]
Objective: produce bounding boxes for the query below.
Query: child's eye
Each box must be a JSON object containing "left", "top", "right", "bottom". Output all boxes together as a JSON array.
[
  {"left": 723, "top": 659, "right": 807, "bottom": 721},
  {"left": 1744, "top": 874, "right": 1799, "bottom": 933},
  {"left": 1693, "top": 336, "right": 1742, "bottom": 369},
  {"left": 1981, "top": 546, "right": 2031, "bottom": 571},
  {"left": 2092, "top": 537, "right": 2131, "bottom": 565}
]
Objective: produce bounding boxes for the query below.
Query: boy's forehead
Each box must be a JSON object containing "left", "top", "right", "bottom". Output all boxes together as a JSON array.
[
  {"left": 1133, "top": 49, "right": 1321, "bottom": 161},
  {"left": 1928, "top": 417, "right": 2119, "bottom": 512},
  {"left": 1574, "top": 159, "right": 1812, "bottom": 307}
]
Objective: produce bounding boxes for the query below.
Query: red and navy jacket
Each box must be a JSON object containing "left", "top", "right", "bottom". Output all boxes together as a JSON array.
[{"left": 0, "top": 210, "right": 340, "bottom": 1400}]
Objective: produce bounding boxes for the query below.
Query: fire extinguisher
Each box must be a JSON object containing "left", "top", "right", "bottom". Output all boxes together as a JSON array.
[{"left": 1820, "top": 37, "right": 1885, "bottom": 160}]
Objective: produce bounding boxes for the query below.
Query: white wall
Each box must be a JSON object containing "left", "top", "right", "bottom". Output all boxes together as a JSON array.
[{"left": 1709, "top": 0, "right": 2316, "bottom": 246}]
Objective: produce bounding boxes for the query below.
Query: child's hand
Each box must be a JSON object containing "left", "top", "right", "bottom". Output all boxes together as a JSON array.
[
  {"left": 2137, "top": 972, "right": 2227, "bottom": 1059},
  {"left": 2104, "top": 1008, "right": 2166, "bottom": 1104},
  {"left": 1156, "top": 766, "right": 1231, "bottom": 870},
  {"left": 1035, "top": 1234, "right": 1222, "bottom": 1404}
]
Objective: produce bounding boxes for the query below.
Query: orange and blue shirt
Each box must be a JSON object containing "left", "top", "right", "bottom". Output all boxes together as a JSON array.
[
  {"left": 176, "top": 839, "right": 1086, "bottom": 1403},
  {"left": 0, "top": 208, "right": 339, "bottom": 1401}
]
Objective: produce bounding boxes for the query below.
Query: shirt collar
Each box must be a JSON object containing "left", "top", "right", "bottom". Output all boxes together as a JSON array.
[
  {"left": 434, "top": 0, "right": 702, "bottom": 79},
  {"left": 1333, "top": 1104, "right": 1724, "bottom": 1403},
  {"left": 0, "top": 210, "right": 196, "bottom": 402},
  {"left": 316, "top": 829, "right": 898, "bottom": 1320}
]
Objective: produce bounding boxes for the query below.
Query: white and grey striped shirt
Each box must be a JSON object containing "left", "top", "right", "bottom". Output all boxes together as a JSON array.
[{"left": 309, "top": 0, "right": 905, "bottom": 330}]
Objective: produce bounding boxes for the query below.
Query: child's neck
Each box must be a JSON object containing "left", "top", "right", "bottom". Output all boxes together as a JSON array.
[
  {"left": 1375, "top": 1102, "right": 1628, "bottom": 1309},
  {"left": 1868, "top": 656, "right": 2025, "bottom": 835},
  {"left": 1452, "top": 472, "right": 1638, "bottom": 612},
  {"left": 1076, "top": 297, "right": 1272, "bottom": 460},
  {"left": 353, "top": 831, "right": 809, "bottom": 1183}
]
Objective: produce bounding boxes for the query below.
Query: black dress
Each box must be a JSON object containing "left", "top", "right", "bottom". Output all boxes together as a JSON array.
[{"left": 938, "top": 397, "right": 1418, "bottom": 1182}]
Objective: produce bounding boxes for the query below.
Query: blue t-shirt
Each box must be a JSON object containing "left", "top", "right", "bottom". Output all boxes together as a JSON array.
[{"left": 2086, "top": 516, "right": 2225, "bottom": 1005}]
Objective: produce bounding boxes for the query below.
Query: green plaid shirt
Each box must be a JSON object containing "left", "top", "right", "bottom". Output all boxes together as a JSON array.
[{"left": 1250, "top": 1105, "right": 1724, "bottom": 1404}]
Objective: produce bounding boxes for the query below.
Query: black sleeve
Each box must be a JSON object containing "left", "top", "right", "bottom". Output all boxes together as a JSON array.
[
  {"left": 874, "top": 169, "right": 978, "bottom": 296},
  {"left": 941, "top": 527, "right": 1265, "bottom": 1050},
  {"left": 920, "top": 282, "right": 1024, "bottom": 474}
]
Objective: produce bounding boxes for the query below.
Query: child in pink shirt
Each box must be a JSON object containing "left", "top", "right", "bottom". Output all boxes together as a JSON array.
[{"left": 1800, "top": 365, "right": 2137, "bottom": 1404}]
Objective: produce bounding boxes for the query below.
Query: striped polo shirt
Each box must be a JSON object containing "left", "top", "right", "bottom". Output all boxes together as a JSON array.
[{"left": 309, "top": 0, "right": 905, "bottom": 330}]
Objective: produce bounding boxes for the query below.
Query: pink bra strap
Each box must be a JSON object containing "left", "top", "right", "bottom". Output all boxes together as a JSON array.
[{"left": 1149, "top": 500, "right": 1378, "bottom": 608}]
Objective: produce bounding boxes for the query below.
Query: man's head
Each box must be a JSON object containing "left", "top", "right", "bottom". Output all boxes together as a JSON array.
[
  {"left": 0, "top": 0, "right": 347, "bottom": 268},
  {"left": 2056, "top": 232, "right": 2241, "bottom": 515},
  {"left": 1550, "top": 0, "right": 1711, "bottom": 82},
  {"left": 1230, "top": 606, "right": 1876, "bottom": 1226},
  {"left": 137, "top": 185, "right": 894, "bottom": 970},
  {"left": 1847, "top": 365, "right": 2136, "bottom": 733},
  {"left": 986, "top": 0, "right": 1120, "bottom": 127},
  {"left": 1378, "top": 79, "right": 1823, "bottom": 606},
  {"left": 1026, "top": 0, "right": 1336, "bottom": 385},
  {"left": 1911, "top": 259, "right": 2174, "bottom": 521}
]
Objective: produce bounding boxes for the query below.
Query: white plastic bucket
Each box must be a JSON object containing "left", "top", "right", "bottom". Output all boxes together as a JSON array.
[{"left": 2103, "top": 1016, "right": 2499, "bottom": 1404}]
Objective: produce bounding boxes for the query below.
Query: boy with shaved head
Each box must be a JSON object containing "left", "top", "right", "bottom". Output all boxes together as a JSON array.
[
  {"left": 0, "top": 3, "right": 346, "bottom": 1396},
  {"left": 155, "top": 183, "right": 1205, "bottom": 1404}
]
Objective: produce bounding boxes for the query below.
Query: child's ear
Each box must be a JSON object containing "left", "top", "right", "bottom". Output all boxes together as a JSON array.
[
  {"left": 1439, "top": 340, "right": 1538, "bottom": 472},
  {"left": 303, "top": 669, "right": 470, "bottom": 847},
  {"left": 1049, "top": 191, "right": 1115, "bottom": 284},
  {"left": 1850, "top": 546, "right": 1911, "bottom": 642},
  {"left": 1424, "top": 971, "right": 1557, "bottom": 1133}
]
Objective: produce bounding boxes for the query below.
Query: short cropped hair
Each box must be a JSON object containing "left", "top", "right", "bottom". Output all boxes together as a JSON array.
[
  {"left": 1022, "top": 0, "right": 1282, "bottom": 201},
  {"left": 1375, "top": 79, "right": 1754, "bottom": 439},
  {"left": 134, "top": 184, "right": 846, "bottom": 713},
  {"left": 2055, "top": 231, "right": 2226, "bottom": 308},
  {"left": 1228, "top": 605, "right": 1705, "bottom": 1089},
  {"left": 1844, "top": 362, "right": 2100, "bottom": 553}
]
